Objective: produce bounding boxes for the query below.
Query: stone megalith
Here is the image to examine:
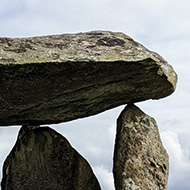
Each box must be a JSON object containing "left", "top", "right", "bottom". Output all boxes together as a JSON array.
[
  {"left": 1, "top": 125, "right": 101, "bottom": 190},
  {"left": 113, "top": 104, "right": 169, "bottom": 190},
  {"left": 0, "top": 31, "right": 177, "bottom": 126}
]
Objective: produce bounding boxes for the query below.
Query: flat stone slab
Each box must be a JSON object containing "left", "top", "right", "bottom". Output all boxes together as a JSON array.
[{"left": 0, "top": 31, "right": 177, "bottom": 126}]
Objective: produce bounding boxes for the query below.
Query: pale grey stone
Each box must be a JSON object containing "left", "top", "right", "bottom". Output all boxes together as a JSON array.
[{"left": 113, "top": 104, "right": 169, "bottom": 190}]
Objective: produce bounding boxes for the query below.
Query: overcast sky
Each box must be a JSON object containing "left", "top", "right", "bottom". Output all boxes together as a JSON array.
[{"left": 0, "top": 0, "right": 190, "bottom": 189}]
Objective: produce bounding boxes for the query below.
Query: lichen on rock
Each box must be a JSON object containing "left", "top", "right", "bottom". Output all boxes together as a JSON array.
[
  {"left": 0, "top": 31, "right": 177, "bottom": 126},
  {"left": 113, "top": 104, "right": 169, "bottom": 190},
  {"left": 1, "top": 125, "right": 101, "bottom": 190}
]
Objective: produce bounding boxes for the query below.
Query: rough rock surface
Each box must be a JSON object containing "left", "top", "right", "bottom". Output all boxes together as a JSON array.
[
  {"left": 1, "top": 125, "right": 101, "bottom": 190},
  {"left": 0, "top": 31, "right": 177, "bottom": 126},
  {"left": 113, "top": 104, "right": 169, "bottom": 190}
]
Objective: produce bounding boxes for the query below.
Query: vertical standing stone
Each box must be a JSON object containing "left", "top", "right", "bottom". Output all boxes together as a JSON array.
[
  {"left": 1, "top": 125, "right": 101, "bottom": 190},
  {"left": 113, "top": 104, "right": 169, "bottom": 190}
]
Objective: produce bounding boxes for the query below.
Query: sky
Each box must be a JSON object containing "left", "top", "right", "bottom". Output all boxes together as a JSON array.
[{"left": 0, "top": 0, "right": 190, "bottom": 189}]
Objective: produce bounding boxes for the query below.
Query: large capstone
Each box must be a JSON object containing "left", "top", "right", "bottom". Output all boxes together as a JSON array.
[
  {"left": 1, "top": 125, "right": 101, "bottom": 190},
  {"left": 113, "top": 104, "right": 169, "bottom": 190},
  {"left": 0, "top": 31, "right": 177, "bottom": 126}
]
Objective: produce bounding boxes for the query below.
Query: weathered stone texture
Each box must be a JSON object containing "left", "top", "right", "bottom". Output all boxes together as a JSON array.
[
  {"left": 0, "top": 31, "right": 177, "bottom": 126},
  {"left": 113, "top": 104, "right": 169, "bottom": 190},
  {"left": 1, "top": 125, "right": 101, "bottom": 190}
]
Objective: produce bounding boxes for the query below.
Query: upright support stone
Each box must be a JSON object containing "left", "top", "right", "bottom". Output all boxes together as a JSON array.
[
  {"left": 1, "top": 125, "right": 101, "bottom": 190},
  {"left": 113, "top": 104, "right": 169, "bottom": 190}
]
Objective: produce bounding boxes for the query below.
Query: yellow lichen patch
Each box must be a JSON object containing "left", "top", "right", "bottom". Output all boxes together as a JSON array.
[
  {"left": 42, "top": 131, "right": 53, "bottom": 145},
  {"left": 5, "top": 166, "right": 9, "bottom": 175}
]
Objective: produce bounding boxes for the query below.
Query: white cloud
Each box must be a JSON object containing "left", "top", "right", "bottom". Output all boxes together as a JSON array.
[
  {"left": 161, "top": 131, "right": 190, "bottom": 189},
  {"left": 94, "top": 166, "right": 114, "bottom": 190},
  {"left": 0, "top": 126, "right": 20, "bottom": 181}
]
